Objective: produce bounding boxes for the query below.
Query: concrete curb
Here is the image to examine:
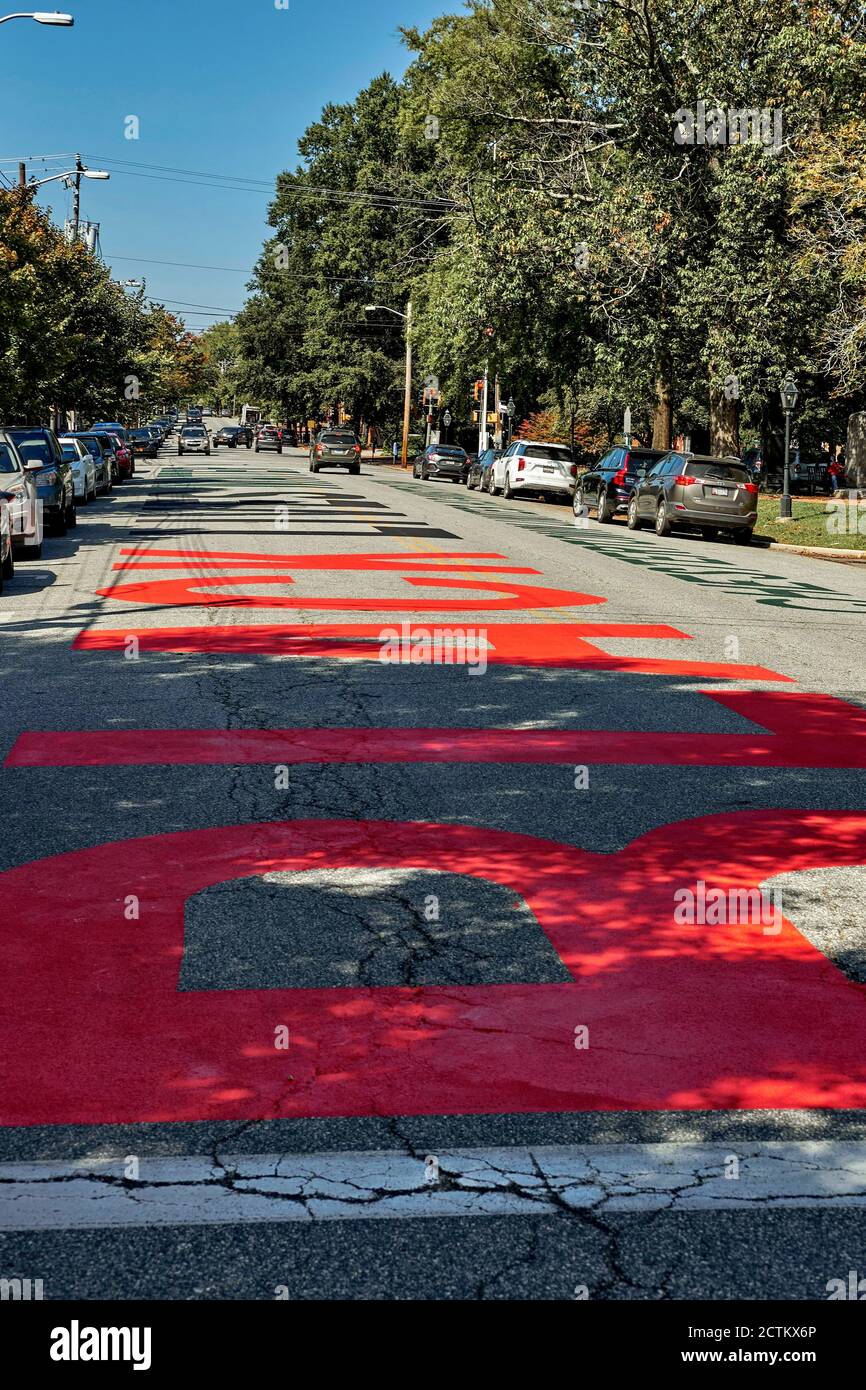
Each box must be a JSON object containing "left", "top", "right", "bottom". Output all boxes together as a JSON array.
[{"left": 764, "top": 541, "right": 866, "bottom": 563}]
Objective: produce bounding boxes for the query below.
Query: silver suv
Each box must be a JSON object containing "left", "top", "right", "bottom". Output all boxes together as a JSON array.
[{"left": 627, "top": 452, "right": 758, "bottom": 543}]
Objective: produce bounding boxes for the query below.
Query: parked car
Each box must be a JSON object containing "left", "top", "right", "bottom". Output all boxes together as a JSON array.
[
  {"left": 67, "top": 433, "right": 113, "bottom": 494},
  {"left": 253, "top": 424, "right": 285, "bottom": 455},
  {"left": 626, "top": 451, "right": 758, "bottom": 542},
  {"left": 149, "top": 418, "right": 172, "bottom": 438},
  {"left": 412, "top": 443, "right": 469, "bottom": 482},
  {"left": 104, "top": 431, "right": 134, "bottom": 480},
  {"left": 58, "top": 436, "right": 97, "bottom": 504},
  {"left": 489, "top": 439, "right": 576, "bottom": 500},
  {"left": 574, "top": 447, "right": 667, "bottom": 522},
  {"left": 0, "top": 430, "right": 42, "bottom": 566},
  {"left": 178, "top": 425, "right": 210, "bottom": 456},
  {"left": 466, "top": 447, "right": 500, "bottom": 490},
  {"left": 309, "top": 429, "right": 361, "bottom": 472},
  {"left": 130, "top": 428, "right": 159, "bottom": 460},
  {"left": 6, "top": 427, "right": 76, "bottom": 535},
  {"left": 213, "top": 424, "right": 253, "bottom": 449}
]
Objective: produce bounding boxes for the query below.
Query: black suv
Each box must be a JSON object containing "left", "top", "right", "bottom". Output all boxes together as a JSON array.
[
  {"left": 575, "top": 446, "right": 667, "bottom": 523},
  {"left": 412, "top": 443, "right": 469, "bottom": 482},
  {"left": 213, "top": 425, "right": 253, "bottom": 449}
]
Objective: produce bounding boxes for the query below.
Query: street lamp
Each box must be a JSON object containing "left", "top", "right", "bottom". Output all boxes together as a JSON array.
[
  {"left": 364, "top": 301, "right": 413, "bottom": 467},
  {"left": 0, "top": 11, "right": 74, "bottom": 24},
  {"left": 779, "top": 374, "right": 799, "bottom": 520},
  {"left": 26, "top": 167, "right": 109, "bottom": 190},
  {"left": 506, "top": 396, "right": 515, "bottom": 448}
]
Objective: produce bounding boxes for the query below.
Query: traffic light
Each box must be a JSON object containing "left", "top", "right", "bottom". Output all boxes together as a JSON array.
[{"left": 472, "top": 380, "right": 484, "bottom": 403}]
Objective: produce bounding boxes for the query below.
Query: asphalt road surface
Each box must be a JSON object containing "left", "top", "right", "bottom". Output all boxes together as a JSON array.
[{"left": 2, "top": 432, "right": 866, "bottom": 1301}]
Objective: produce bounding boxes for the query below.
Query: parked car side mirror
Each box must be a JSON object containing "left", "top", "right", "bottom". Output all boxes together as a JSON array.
[{"left": 24, "top": 460, "right": 43, "bottom": 471}]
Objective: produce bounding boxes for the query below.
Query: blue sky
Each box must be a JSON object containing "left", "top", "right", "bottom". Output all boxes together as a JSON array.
[{"left": 2, "top": 0, "right": 446, "bottom": 330}]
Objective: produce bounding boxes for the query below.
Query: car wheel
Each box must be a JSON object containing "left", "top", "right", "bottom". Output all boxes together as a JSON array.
[
  {"left": 310, "top": 462, "right": 319, "bottom": 473},
  {"left": 350, "top": 465, "right": 360, "bottom": 475},
  {"left": 596, "top": 489, "right": 614, "bottom": 523},
  {"left": 503, "top": 474, "right": 514, "bottom": 499},
  {"left": 655, "top": 500, "right": 672, "bottom": 536},
  {"left": 254, "top": 445, "right": 260, "bottom": 453},
  {"left": 277, "top": 446, "right": 283, "bottom": 455},
  {"left": 573, "top": 486, "right": 586, "bottom": 517},
  {"left": 626, "top": 495, "right": 641, "bottom": 530},
  {"left": 466, "top": 476, "right": 476, "bottom": 490},
  {"left": 178, "top": 449, "right": 184, "bottom": 457},
  {"left": 66, "top": 501, "right": 77, "bottom": 528},
  {"left": 734, "top": 528, "right": 753, "bottom": 546},
  {"left": 487, "top": 470, "right": 498, "bottom": 496},
  {"left": 2, "top": 543, "right": 13, "bottom": 580}
]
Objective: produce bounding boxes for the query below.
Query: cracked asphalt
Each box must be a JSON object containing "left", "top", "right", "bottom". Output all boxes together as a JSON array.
[{"left": 1, "top": 436, "right": 866, "bottom": 1300}]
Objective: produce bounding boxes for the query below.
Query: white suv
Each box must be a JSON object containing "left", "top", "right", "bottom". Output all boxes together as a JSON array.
[{"left": 491, "top": 439, "right": 577, "bottom": 500}]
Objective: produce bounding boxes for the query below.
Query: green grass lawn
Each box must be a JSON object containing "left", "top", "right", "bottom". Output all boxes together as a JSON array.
[{"left": 755, "top": 496, "right": 866, "bottom": 550}]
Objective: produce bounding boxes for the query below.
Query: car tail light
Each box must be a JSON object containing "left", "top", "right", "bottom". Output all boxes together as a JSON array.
[
  {"left": 612, "top": 468, "right": 627, "bottom": 485},
  {"left": 316, "top": 445, "right": 323, "bottom": 456},
  {"left": 517, "top": 458, "right": 526, "bottom": 472},
  {"left": 674, "top": 474, "right": 699, "bottom": 485},
  {"left": 570, "top": 464, "right": 577, "bottom": 477},
  {"left": 744, "top": 482, "right": 758, "bottom": 494},
  {"left": 354, "top": 445, "right": 361, "bottom": 454}
]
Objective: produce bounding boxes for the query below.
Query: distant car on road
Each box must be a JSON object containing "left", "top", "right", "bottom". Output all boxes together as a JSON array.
[
  {"left": 626, "top": 451, "right": 758, "bottom": 542},
  {"left": 310, "top": 429, "right": 361, "bottom": 472},
  {"left": 0, "top": 429, "right": 42, "bottom": 566},
  {"left": 129, "top": 428, "right": 160, "bottom": 459},
  {"left": 412, "top": 443, "right": 469, "bottom": 483},
  {"left": 213, "top": 424, "right": 253, "bottom": 449},
  {"left": 178, "top": 425, "right": 210, "bottom": 456},
  {"left": 7, "top": 427, "right": 76, "bottom": 535},
  {"left": 255, "top": 424, "right": 284, "bottom": 455},
  {"left": 58, "top": 436, "right": 97, "bottom": 504}
]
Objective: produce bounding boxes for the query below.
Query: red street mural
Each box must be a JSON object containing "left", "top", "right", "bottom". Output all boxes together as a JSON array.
[
  {"left": 3, "top": 814, "right": 866, "bottom": 1126},
  {"left": 3, "top": 542, "right": 864, "bottom": 1128},
  {"left": 7, "top": 692, "right": 866, "bottom": 769}
]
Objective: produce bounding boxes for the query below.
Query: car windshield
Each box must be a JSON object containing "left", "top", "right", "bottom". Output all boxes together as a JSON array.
[
  {"left": 131, "top": 430, "right": 150, "bottom": 439},
  {"left": 13, "top": 439, "right": 53, "bottom": 466},
  {"left": 183, "top": 428, "right": 206, "bottom": 438}
]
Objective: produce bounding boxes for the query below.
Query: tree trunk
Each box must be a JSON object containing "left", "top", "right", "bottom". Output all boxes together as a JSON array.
[
  {"left": 651, "top": 361, "right": 673, "bottom": 450},
  {"left": 709, "top": 382, "right": 740, "bottom": 457}
]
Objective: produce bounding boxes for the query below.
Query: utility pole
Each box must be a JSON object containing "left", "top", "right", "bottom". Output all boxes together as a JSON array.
[
  {"left": 71, "top": 152, "right": 83, "bottom": 241},
  {"left": 400, "top": 299, "right": 413, "bottom": 469},
  {"left": 18, "top": 161, "right": 26, "bottom": 189},
  {"left": 494, "top": 374, "right": 502, "bottom": 448},
  {"left": 478, "top": 361, "right": 489, "bottom": 455}
]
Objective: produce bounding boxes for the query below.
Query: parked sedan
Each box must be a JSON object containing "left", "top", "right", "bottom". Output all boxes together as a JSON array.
[
  {"left": 309, "top": 430, "right": 361, "bottom": 472},
  {"left": 178, "top": 425, "right": 210, "bottom": 456},
  {"left": 413, "top": 443, "right": 469, "bottom": 482},
  {"left": 213, "top": 425, "right": 253, "bottom": 449},
  {"left": 130, "top": 428, "right": 159, "bottom": 459},
  {"left": 7, "top": 427, "right": 76, "bottom": 535},
  {"left": 575, "top": 446, "right": 667, "bottom": 522},
  {"left": 0, "top": 429, "right": 43, "bottom": 561},
  {"left": 59, "top": 436, "right": 97, "bottom": 504},
  {"left": 492, "top": 439, "right": 576, "bottom": 500},
  {"left": 626, "top": 452, "right": 758, "bottom": 542},
  {"left": 67, "top": 433, "right": 113, "bottom": 494},
  {"left": 466, "top": 447, "right": 500, "bottom": 490}
]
